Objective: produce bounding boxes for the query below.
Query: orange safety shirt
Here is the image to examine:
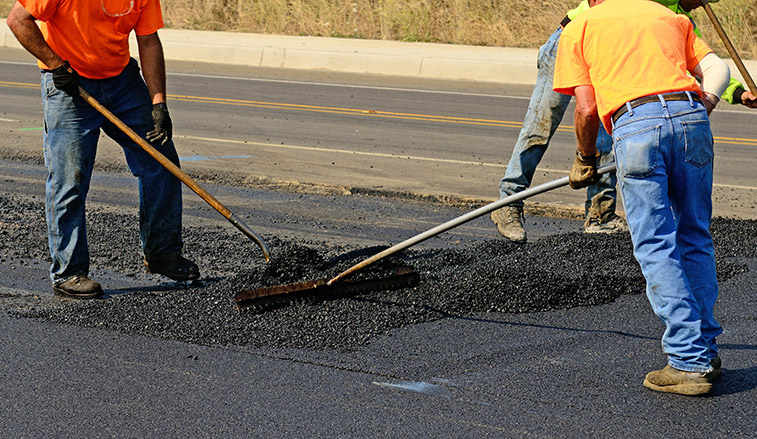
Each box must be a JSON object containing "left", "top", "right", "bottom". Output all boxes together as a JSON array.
[
  {"left": 553, "top": 0, "right": 713, "bottom": 132},
  {"left": 19, "top": 0, "right": 164, "bottom": 79}
]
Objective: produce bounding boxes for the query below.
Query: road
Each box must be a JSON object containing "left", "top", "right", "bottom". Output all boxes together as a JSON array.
[
  {"left": 1, "top": 47, "right": 756, "bottom": 438},
  {"left": 2, "top": 47, "right": 756, "bottom": 219}
]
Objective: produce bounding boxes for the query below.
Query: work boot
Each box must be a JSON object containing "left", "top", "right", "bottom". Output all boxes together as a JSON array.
[
  {"left": 144, "top": 252, "right": 200, "bottom": 281},
  {"left": 491, "top": 205, "right": 527, "bottom": 243},
  {"left": 710, "top": 356, "right": 722, "bottom": 380},
  {"left": 583, "top": 214, "right": 629, "bottom": 234},
  {"left": 642, "top": 365, "right": 717, "bottom": 396},
  {"left": 52, "top": 275, "right": 104, "bottom": 299}
]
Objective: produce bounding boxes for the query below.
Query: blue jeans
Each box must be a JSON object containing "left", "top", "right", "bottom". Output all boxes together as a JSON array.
[
  {"left": 499, "top": 26, "right": 617, "bottom": 221},
  {"left": 41, "top": 58, "right": 184, "bottom": 285},
  {"left": 611, "top": 93, "right": 720, "bottom": 373}
]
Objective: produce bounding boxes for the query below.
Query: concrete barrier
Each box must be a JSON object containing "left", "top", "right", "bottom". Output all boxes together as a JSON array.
[{"left": 2, "top": 22, "right": 756, "bottom": 87}]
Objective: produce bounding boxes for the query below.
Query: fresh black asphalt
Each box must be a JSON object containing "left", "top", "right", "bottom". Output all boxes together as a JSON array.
[{"left": 1, "top": 160, "right": 755, "bottom": 438}]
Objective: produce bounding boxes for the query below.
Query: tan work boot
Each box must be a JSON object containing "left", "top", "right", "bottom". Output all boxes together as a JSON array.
[
  {"left": 643, "top": 365, "right": 717, "bottom": 396},
  {"left": 583, "top": 214, "right": 629, "bottom": 234},
  {"left": 491, "top": 205, "right": 527, "bottom": 243},
  {"left": 52, "top": 275, "right": 103, "bottom": 299}
]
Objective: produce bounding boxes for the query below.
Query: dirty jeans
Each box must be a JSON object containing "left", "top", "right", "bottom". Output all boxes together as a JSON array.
[
  {"left": 499, "top": 26, "right": 617, "bottom": 221},
  {"left": 41, "top": 58, "right": 183, "bottom": 285},
  {"left": 611, "top": 94, "right": 720, "bottom": 372}
]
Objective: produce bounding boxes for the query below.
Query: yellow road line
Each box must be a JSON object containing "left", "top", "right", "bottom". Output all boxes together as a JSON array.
[
  {"left": 2, "top": 81, "right": 756, "bottom": 145},
  {"left": 169, "top": 93, "right": 757, "bottom": 146},
  {"left": 0, "top": 80, "right": 38, "bottom": 90},
  {"left": 170, "top": 94, "right": 523, "bottom": 128}
]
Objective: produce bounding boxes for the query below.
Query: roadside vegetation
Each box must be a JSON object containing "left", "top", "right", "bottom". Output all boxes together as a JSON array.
[{"left": 2, "top": 0, "right": 756, "bottom": 58}]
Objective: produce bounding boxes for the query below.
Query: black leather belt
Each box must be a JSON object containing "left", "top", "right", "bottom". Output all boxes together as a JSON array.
[
  {"left": 560, "top": 16, "right": 571, "bottom": 28},
  {"left": 612, "top": 92, "right": 702, "bottom": 124}
]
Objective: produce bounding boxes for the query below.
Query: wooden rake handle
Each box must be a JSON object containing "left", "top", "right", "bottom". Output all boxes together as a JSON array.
[
  {"left": 79, "top": 86, "right": 270, "bottom": 262},
  {"left": 702, "top": 0, "right": 757, "bottom": 94}
]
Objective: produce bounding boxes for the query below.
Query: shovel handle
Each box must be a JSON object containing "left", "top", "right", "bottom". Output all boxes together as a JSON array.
[
  {"left": 702, "top": 0, "right": 757, "bottom": 94},
  {"left": 328, "top": 163, "right": 617, "bottom": 284},
  {"left": 79, "top": 87, "right": 270, "bottom": 262}
]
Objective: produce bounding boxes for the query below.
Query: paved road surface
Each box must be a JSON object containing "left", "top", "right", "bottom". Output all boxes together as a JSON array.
[
  {"left": 1, "top": 48, "right": 756, "bottom": 438},
  {"left": 2, "top": 47, "right": 756, "bottom": 219}
]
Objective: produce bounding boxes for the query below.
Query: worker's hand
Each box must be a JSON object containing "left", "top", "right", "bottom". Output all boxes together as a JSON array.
[
  {"left": 740, "top": 91, "right": 757, "bottom": 109},
  {"left": 569, "top": 152, "right": 600, "bottom": 189},
  {"left": 146, "top": 103, "right": 172, "bottom": 146},
  {"left": 51, "top": 61, "right": 80, "bottom": 96}
]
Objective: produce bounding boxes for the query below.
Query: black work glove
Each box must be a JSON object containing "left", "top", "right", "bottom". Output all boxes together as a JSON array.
[
  {"left": 569, "top": 151, "right": 601, "bottom": 189},
  {"left": 146, "top": 102, "right": 172, "bottom": 146},
  {"left": 51, "top": 60, "right": 80, "bottom": 96}
]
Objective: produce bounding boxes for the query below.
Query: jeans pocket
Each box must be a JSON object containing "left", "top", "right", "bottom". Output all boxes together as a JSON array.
[
  {"left": 41, "top": 73, "right": 60, "bottom": 99},
  {"left": 614, "top": 124, "right": 661, "bottom": 179},
  {"left": 682, "top": 120, "right": 713, "bottom": 168}
]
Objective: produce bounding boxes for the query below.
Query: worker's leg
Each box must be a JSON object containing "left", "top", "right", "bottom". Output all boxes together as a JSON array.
[
  {"left": 667, "top": 103, "right": 721, "bottom": 361},
  {"left": 612, "top": 101, "right": 711, "bottom": 373},
  {"left": 498, "top": 27, "right": 572, "bottom": 203},
  {"left": 41, "top": 72, "right": 103, "bottom": 284},
  {"left": 99, "top": 59, "right": 184, "bottom": 260},
  {"left": 584, "top": 124, "right": 619, "bottom": 223}
]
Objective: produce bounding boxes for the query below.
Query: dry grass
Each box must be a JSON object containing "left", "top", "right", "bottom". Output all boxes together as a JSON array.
[
  {"left": 161, "top": 0, "right": 576, "bottom": 47},
  {"left": 2, "top": 0, "right": 755, "bottom": 57},
  {"left": 692, "top": 1, "right": 757, "bottom": 59}
]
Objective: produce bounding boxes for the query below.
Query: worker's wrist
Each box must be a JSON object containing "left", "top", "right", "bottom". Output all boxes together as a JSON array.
[
  {"left": 732, "top": 86, "right": 746, "bottom": 105},
  {"left": 703, "top": 92, "right": 720, "bottom": 107},
  {"left": 576, "top": 150, "right": 598, "bottom": 161}
]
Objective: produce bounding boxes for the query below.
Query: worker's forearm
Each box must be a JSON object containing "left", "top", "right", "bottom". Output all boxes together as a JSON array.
[
  {"left": 6, "top": 2, "right": 63, "bottom": 68},
  {"left": 574, "top": 108, "right": 600, "bottom": 157},
  {"left": 137, "top": 33, "right": 167, "bottom": 104}
]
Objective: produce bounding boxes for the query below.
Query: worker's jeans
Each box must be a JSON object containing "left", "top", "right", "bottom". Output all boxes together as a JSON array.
[
  {"left": 499, "top": 26, "right": 617, "bottom": 221},
  {"left": 611, "top": 95, "right": 720, "bottom": 372},
  {"left": 41, "top": 58, "right": 183, "bottom": 285}
]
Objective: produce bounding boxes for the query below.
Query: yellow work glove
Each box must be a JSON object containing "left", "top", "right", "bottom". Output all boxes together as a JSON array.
[{"left": 569, "top": 152, "right": 600, "bottom": 189}]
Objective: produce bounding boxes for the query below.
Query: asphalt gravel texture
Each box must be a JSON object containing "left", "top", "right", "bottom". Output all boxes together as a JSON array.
[{"left": 2, "top": 193, "right": 752, "bottom": 352}]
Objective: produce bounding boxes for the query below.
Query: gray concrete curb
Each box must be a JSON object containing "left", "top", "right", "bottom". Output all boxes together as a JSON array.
[{"left": 2, "top": 22, "right": 755, "bottom": 86}]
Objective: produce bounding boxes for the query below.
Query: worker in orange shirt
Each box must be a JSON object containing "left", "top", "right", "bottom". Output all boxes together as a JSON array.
[
  {"left": 553, "top": 0, "right": 732, "bottom": 395},
  {"left": 7, "top": 0, "right": 200, "bottom": 298},
  {"left": 492, "top": 0, "right": 756, "bottom": 243}
]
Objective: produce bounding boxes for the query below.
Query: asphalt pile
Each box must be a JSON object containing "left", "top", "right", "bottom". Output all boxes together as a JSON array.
[{"left": 2, "top": 194, "right": 753, "bottom": 351}]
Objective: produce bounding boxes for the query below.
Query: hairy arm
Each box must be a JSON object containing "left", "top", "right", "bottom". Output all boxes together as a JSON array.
[
  {"left": 6, "top": 1, "right": 64, "bottom": 68},
  {"left": 136, "top": 32, "right": 167, "bottom": 105},
  {"left": 573, "top": 85, "right": 600, "bottom": 156}
]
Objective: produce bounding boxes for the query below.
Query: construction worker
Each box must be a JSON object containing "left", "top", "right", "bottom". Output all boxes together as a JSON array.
[
  {"left": 491, "top": 0, "right": 756, "bottom": 243},
  {"left": 6, "top": 0, "right": 200, "bottom": 299},
  {"left": 553, "top": 0, "right": 733, "bottom": 395}
]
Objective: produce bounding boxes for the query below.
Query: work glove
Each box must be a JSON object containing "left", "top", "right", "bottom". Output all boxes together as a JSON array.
[
  {"left": 146, "top": 102, "right": 172, "bottom": 146},
  {"left": 569, "top": 151, "right": 600, "bottom": 190},
  {"left": 51, "top": 60, "right": 80, "bottom": 96}
]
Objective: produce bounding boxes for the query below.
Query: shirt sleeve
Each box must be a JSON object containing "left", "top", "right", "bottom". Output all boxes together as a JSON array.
[
  {"left": 553, "top": 29, "right": 591, "bottom": 96},
  {"left": 17, "top": 0, "right": 60, "bottom": 22},
  {"left": 684, "top": 19, "right": 713, "bottom": 72},
  {"left": 134, "top": 0, "right": 165, "bottom": 35}
]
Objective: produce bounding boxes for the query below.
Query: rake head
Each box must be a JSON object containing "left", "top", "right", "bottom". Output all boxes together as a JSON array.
[{"left": 235, "top": 266, "right": 420, "bottom": 312}]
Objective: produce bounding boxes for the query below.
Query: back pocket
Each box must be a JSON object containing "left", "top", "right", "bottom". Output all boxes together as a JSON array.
[
  {"left": 614, "top": 124, "right": 661, "bottom": 179},
  {"left": 682, "top": 120, "right": 713, "bottom": 168}
]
